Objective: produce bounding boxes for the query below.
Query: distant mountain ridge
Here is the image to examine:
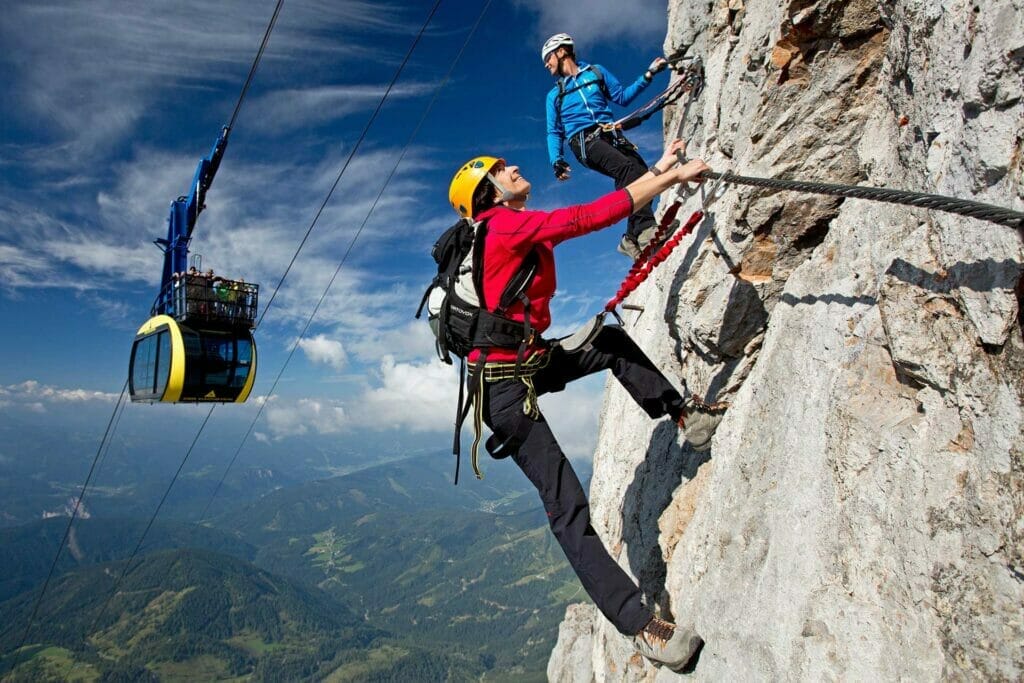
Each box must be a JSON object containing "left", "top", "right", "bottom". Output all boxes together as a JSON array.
[
  {"left": 215, "top": 454, "right": 585, "bottom": 680},
  {"left": 0, "top": 548, "right": 382, "bottom": 681},
  {"left": 0, "top": 517, "right": 257, "bottom": 603},
  {"left": 1, "top": 454, "right": 592, "bottom": 680}
]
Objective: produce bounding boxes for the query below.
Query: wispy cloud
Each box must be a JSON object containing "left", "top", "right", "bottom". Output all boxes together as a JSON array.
[
  {"left": 0, "top": 1, "right": 420, "bottom": 163},
  {"left": 248, "top": 82, "right": 437, "bottom": 132},
  {"left": 515, "top": 0, "right": 667, "bottom": 48},
  {"left": 0, "top": 380, "right": 121, "bottom": 406},
  {"left": 0, "top": 244, "right": 54, "bottom": 289}
]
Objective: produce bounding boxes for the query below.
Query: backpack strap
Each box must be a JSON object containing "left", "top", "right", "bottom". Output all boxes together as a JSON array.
[
  {"left": 554, "top": 65, "right": 609, "bottom": 131},
  {"left": 496, "top": 251, "right": 538, "bottom": 381},
  {"left": 414, "top": 279, "right": 437, "bottom": 320},
  {"left": 451, "top": 234, "right": 539, "bottom": 485}
]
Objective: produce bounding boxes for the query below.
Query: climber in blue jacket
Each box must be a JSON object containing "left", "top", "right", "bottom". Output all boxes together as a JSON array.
[{"left": 542, "top": 33, "right": 668, "bottom": 259}]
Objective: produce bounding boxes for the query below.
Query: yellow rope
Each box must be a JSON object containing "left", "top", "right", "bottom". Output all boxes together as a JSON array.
[{"left": 470, "top": 353, "right": 550, "bottom": 479}]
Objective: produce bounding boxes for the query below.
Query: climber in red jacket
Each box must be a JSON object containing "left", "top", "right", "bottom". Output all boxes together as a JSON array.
[{"left": 446, "top": 139, "right": 725, "bottom": 670}]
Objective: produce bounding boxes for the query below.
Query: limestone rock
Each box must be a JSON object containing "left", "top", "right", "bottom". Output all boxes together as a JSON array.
[{"left": 550, "top": 0, "right": 1023, "bottom": 680}]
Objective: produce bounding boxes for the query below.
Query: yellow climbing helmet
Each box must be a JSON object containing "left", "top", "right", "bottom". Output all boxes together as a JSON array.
[{"left": 449, "top": 155, "right": 503, "bottom": 219}]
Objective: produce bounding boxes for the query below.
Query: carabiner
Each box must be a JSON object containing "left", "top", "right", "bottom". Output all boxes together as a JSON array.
[
  {"left": 672, "top": 149, "right": 701, "bottom": 199},
  {"left": 700, "top": 170, "right": 729, "bottom": 210}
]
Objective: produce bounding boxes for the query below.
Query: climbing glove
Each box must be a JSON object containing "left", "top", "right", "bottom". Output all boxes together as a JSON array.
[
  {"left": 553, "top": 159, "right": 571, "bottom": 181},
  {"left": 645, "top": 57, "right": 668, "bottom": 81}
]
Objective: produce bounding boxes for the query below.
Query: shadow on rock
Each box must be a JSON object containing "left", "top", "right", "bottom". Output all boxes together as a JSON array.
[
  {"left": 778, "top": 291, "right": 877, "bottom": 307},
  {"left": 621, "top": 419, "right": 712, "bottom": 618},
  {"left": 888, "top": 257, "right": 1023, "bottom": 295}
]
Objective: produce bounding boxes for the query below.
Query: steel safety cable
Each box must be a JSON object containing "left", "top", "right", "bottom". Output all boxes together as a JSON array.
[
  {"left": 702, "top": 170, "right": 1024, "bottom": 230},
  {"left": 605, "top": 164, "right": 1024, "bottom": 312},
  {"left": 255, "top": 0, "right": 444, "bottom": 329},
  {"left": 3, "top": 381, "right": 128, "bottom": 676},
  {"left": 198, "top": 0, "right": 495, "bottom": 523},
  {"left": 95, "top": 391, "right": 129, "bottom": 481}
]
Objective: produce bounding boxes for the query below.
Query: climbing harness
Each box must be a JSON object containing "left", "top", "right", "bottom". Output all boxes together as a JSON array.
[{"left": 554, "top": 64, "right": 612, "bottom": 135}]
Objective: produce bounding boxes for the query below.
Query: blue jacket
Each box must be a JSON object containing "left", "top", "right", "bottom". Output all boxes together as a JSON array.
[{"left": 545, "top": 60, "right": 652, "bottom": 165}]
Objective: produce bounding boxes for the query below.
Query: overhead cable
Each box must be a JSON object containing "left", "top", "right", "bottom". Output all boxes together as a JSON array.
[
  {"left": 200, "top": 0, "right": 495, "bottom": 521},
  {"left": 254, "top": 0, "right": 445, "bottom": 329},
  {"left": 3, "top": 381, "right": 128, "bottom": 676}
]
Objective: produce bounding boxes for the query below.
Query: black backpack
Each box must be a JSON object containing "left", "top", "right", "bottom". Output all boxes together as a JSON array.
[
  {"left": 415, "top": 217, "right": 538, "bottom": 483},
  {"left": 415, "top": 217, "right": 537, "bottom": 364}
]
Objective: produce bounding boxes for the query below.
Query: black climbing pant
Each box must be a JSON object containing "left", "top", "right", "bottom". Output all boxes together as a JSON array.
[
  {"left": 569, "top": 128, "right": 655, "bottom": 241},
  {"left": 480, "top": 325, "right": 685, "bottom": 636}
]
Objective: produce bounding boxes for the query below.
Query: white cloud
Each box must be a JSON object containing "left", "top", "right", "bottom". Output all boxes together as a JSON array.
[
  {"left": 350, "top": 355, "right": 459, "bottom": 432},
  {"left": 297, "top": 334, "right": 349, "bottom": 370},
  {"left": 264, "top": 397, "right": 348, "bottom": 438},
  {"left": 537, "top": 375, "right": 604, "bottom": 459},
  {"left": 1, "top": 380, "right": 121, "bottom": 404},
  {"left": 248, "top": 82, "right": 436, "bottom": 132},
  {"left": 346, "top": 319, "right": 437, "bottom": 364},
  {"left": 517, "top": 0, "right": 667, "bottom": 47}
]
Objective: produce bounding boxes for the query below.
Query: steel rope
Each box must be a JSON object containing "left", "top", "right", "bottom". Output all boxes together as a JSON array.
[{"left": 703, "top": 170, "right": 1024, "bottom": 230}]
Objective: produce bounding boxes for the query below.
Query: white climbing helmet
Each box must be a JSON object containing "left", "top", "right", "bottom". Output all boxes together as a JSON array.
[{"left": 541, "top": 33, "right": 574, "bottom": 61}]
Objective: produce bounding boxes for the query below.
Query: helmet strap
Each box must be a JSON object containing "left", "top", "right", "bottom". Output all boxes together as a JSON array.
[
  {"left": 487, "top": 172, "right": 527, "bottom": 205},
  {"left": 556, "top": 47, "right": 575, "bottom": 77}
]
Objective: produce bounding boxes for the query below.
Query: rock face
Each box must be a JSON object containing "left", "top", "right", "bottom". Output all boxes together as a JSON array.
[{"left": 549, "top": 1, "right": 1023, "bottom": 680}]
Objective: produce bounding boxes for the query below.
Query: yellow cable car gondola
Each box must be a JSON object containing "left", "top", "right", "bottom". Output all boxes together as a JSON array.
[
  {"left": 129, "top": 126, "right": 259, "bottom": 403},
  {"left": 129, "top": 279, "right": 258, "bottom": 403}
]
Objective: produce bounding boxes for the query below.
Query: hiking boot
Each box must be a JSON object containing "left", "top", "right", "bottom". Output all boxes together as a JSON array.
[
  {"left": 633, "top": 616, "right": 703, "bottom": 670},
  {"left": 636, "top": 225, "right": 659, "bottom": 252},
  {"left": 677, "top": 397, "right": 728, "bottom": 451},
  {"left": 617, "top": 234, "right": 641, "bottom": 260}
]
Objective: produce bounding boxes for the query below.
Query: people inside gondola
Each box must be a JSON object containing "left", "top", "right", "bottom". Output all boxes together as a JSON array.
[{"left": 161, "top": 264, "right": 254, "bottom": 324}]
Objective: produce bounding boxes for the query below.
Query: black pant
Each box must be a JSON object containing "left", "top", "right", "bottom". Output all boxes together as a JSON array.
[
  {"left": 569, "top": 130, "right": 655, "bottom": 241},
  {"left": 481, "top": 326, "right": 684, "bottom": 635}
]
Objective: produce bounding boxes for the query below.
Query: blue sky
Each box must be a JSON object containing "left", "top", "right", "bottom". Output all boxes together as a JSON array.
[{"left": 0, "top": 0, "right": 671, "bottom": 475}]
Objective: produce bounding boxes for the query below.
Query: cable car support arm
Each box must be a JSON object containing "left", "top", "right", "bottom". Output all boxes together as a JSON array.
[{"left": 153, "top": 126, "right": 230, "bottom": 315}]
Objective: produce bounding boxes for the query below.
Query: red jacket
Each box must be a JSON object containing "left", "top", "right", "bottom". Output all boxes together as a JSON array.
[{"left": 471, "top": 189, "right": 634, "bottom": 362}]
